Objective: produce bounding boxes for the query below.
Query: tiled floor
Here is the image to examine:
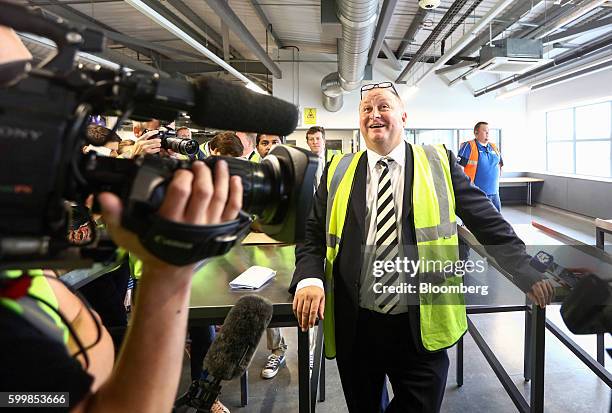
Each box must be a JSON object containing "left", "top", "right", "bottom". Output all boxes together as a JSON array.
[{"left": 176, "top": 204, "right": 612, "bottom": 412}]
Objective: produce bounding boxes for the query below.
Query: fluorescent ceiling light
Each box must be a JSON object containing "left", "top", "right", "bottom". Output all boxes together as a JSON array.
[
  {"left": 125, "top": 0, "right": 253, "bottom": 86},
  {"left": 19, "top": 32, "right": 125, "bottom": 71},
  {"left": 495, "top": 85, "right": 531, "bottom": 100},
  {"left": 246, "top": 81, "right": 267, "bottom": 94}
]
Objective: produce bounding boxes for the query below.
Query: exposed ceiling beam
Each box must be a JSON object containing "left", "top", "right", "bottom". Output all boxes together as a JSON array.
[
  {"left": 456, "top": 0, "right": 540, "bottom": 58},
  {"left": 527, "top": 0, "right": 608, "bottom": 40},
  {"left": 125, "top": 0, "right": 266, "bottom": 90},
  {"left": 163, "top": 0, "right": 243, "bottom": 59},
  {"left": 395, "top": 8, "right": 427, "bottom": 59},
  {"left": 367, "top": 0, "right": 400, "bottom": 66},
  {"left": 137, "top": 0, "right": 227, "bottom": 59},
  {"left": 542, "top": 14, "right": 612, "bottom": 44},
  {"left": 381, "top": 40, "right": 403, "bottom": 71},
  {"left": 401, "top": 0, "right": 516, "bottom": 86},
  {"left": 396, "top": 0, "right": 471, "bottom": 83},
  {"left": 205, "top": 0, "right": 282, "bottom": 78},
  {"left": 159, "top": 60, "right": 269, "bottom": 75},
  {"left": 28, "top": 0, "right": 167, "bottom": 65},
  {"left": 249, "top": 0, "right": 284, "bottom": 49},
  {"left": 434, "top": 59, "right": 476, "bottom": 75}
]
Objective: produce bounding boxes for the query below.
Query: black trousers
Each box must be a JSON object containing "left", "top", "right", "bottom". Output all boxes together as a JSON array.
[{"left": 336, "top": 308, "right": 449, "bottom": 413}]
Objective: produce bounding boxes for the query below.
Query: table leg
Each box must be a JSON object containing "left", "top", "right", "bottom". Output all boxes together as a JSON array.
[
  {"left": 456, "top": 336, "right": 464, "bottom": 387},
  {"left": 596, "top": 228, "right": 604, "bottom": 250},
  {"left": 527, "top": 182, "right": 532, "bottom": 206},
  {"left": 597, "top": 333, "right": 605, "bottom": 366},
  {"left": 530, "top": 305, "right": 545, "bottom": 413},
  {"left": 524, "top": 304, "right": 532, "bottom": 381},
  {"left": 240, "top": 371, "right": 248, "bottom": 406},
  {"left": 298, "top": 327, "right": 312, "bottom": 413}
]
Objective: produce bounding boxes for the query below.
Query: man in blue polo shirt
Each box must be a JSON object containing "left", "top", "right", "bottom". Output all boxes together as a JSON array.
[{"left": 457, "top": 121, "right": 504, "bottom": 211}]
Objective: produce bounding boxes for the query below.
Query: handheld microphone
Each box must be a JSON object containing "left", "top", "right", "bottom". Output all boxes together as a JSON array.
[{"left": 186, "top": 295, "right": 273, "bottom": 412}]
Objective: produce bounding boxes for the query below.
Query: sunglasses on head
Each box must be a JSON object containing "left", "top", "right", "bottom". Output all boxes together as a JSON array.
[{"left": 360, "top": 82, "right": 399, "bottom": 99}]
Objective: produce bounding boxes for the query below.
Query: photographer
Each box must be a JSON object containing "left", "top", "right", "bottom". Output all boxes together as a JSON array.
[{"left": 0, "top": 24, "right": 244, "bottom": 412}]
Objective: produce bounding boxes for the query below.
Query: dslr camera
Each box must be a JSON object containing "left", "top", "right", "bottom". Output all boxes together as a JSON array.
[
  {"left": 144, "top": 128, "right": 200, "bottom": 156},
  {"left": 0, "top": 4, "right": 317, "bottom": 270}
]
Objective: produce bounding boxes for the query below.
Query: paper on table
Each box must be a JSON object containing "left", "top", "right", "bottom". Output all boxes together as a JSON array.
[{"left": 229, "top": 266, "right": 276, "bottom": 290}]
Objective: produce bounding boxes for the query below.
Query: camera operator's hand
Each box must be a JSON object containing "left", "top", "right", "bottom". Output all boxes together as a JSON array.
[
  {"left": 527, "top": 279, "right": 555, "bottom": 308},
  {"left": 293, "top": 285, "right": 325, "bottom": 332},
  {"left": 98, "top": 160, "right": 243, "bottom": 274},
  {"left": 128, "top": 130, "right": 161, "bottom": 158}
]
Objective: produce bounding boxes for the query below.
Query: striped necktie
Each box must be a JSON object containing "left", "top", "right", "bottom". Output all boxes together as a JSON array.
[{"left": 374, "top": 157, "right": 400, "bottom": 313}]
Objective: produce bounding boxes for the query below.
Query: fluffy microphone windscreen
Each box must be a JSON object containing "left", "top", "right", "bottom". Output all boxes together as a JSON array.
[
  {"left": 190, "top": 78, "right": 299, "bottom": 137},
  {"left": 203, "top": 295, "right": 273, "bottom": 381}
]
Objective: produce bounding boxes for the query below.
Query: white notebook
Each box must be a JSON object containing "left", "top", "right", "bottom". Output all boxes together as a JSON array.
[{"left": 229, "top": 266, "right": 276, "bottom": 290}]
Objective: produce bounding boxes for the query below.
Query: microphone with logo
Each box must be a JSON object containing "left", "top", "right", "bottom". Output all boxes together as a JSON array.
[{"left": 177, "top": 295, "right": 273, "bottom": 412}]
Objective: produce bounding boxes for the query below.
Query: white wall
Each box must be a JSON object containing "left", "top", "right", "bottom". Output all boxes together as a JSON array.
[
  {"left": 526, "top": 68, "right": 612, "bottom": 171},
  {"left": 273, "top": 52, "right": 528, "bottom": 171}
]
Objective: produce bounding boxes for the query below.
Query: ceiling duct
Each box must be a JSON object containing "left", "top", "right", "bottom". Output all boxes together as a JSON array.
[
  {"left": 321, "top": 0, "right": 378, "bottom": 112},
  {"left": 478, "top": 38, "right": 550, "bottom": 73}
]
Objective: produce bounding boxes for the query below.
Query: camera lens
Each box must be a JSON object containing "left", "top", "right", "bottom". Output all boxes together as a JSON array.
[{"left": 164, "top": 137, "right": 199, "bottom": 156}]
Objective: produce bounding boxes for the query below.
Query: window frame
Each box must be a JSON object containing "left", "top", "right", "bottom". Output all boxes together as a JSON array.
[{"left": 545, "top": 100, "right": 612, "bottom": 178}]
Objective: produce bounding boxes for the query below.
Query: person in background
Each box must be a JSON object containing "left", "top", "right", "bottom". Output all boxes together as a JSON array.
[
  {"left": 209, "top": 132, "right": 244, "bottom": 157},
  {"left": 236, "top": 131, "right": 259, "bottom": 161},
  {"left": 306, "top": 126, "right": 342, "bottom": 188},
  {"left": 118, "top": 139, "right": 136, "bottom": 157},
  {"left": 171, "top": 126, "right": 206, "bottom": 160},
  {"left": 126, "top": 120, "right": 162, "bottom": 158},
  {"left": 255, "top": 134, "right": 282, "bottom": 159},
  {"left": 83, "top": 124, "right": 121, "bottom": 158},
  {"left": 457, "top": 121, "right": 504, "bottom": 212}
]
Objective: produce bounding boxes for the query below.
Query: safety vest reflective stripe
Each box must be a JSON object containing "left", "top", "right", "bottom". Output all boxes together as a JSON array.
[
  {"left": 325, "top": 153, "right": 358, "bottom": 249},
  {"left": 412, "top": 144, "right": 466, "bottom": 351}
]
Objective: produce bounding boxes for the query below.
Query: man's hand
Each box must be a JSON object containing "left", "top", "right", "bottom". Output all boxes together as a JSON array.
[
  {"left": 527, "top": 279, "right": 554, "bottom": 308},
  {"left": 98, "top": 160, "right": 242, "bottom": 274},
  {"left": 130, "top": 130, "right": 161, "bottom": 158},
  {"left": 293, "top": 285, "right": 325, "bottom": 332}
]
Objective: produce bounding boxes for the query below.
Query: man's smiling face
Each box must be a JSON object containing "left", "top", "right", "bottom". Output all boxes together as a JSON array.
[{"left": 359, "top": 88, "right": 407, "bottom": 155}]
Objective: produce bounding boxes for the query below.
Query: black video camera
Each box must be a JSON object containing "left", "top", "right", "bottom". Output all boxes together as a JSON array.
[{"left": 0, "top": 4, "right": 317, "bottom": 270}]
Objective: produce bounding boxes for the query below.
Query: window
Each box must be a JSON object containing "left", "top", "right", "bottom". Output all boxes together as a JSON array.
[
  {"left": 546, "top": 101, "right": 612, "bottom": 177},
  {"left": 406, "top": 128, "right": 502, "bottom": 155}
]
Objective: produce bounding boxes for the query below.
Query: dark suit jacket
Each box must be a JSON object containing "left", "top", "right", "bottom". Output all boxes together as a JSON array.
[{"left": 290, "top": 142, "right": 544, "bottom": 357}]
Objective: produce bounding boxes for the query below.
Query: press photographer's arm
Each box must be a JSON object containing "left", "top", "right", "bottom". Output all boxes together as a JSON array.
[{"left": 79, "top": 161, "right": 241, "bottom": 412}]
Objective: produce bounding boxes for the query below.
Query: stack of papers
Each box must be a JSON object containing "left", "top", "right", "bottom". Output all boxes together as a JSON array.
[{"left": 229, "top": 266, "right": 276, "bottom": 290}]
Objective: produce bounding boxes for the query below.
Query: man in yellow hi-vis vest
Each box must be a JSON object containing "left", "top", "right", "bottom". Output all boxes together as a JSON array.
[{"left": 290, "top": 83, "right": 553, "bottom": 412}]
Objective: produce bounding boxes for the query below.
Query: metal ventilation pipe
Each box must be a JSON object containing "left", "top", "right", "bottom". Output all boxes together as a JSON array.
[{"left": 321, "top": 0, "right": 378, "bottom": 112}]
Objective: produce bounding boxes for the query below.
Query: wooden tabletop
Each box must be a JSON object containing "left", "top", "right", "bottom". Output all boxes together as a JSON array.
[
  {"left": 499, "top": 177, "right": 545, "bottom": 183},
  {"left": 595, "top": 218, "right": 612, "bottom": 231}
]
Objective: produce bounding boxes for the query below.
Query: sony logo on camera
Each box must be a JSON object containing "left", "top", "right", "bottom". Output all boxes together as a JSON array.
[{"left": 0, "top": 126, "right": 43, "bottom": 141}]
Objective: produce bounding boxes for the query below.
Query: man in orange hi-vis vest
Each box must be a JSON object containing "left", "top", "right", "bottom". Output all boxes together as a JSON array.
[{"left": 457, "top": 121, "right": 504, "bottom": 211}]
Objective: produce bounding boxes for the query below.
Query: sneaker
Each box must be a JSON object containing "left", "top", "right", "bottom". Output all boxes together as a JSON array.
[
  {"left": 261, "top": 353, "right": 286, "bottom": 379},
  {"left": 211, "top": 399, "right": 230, "bottom": 413}
]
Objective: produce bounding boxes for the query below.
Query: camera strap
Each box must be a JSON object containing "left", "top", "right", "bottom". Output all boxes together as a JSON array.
[{"left": 138, "top": 211, "right": 252, "bottom": 266}]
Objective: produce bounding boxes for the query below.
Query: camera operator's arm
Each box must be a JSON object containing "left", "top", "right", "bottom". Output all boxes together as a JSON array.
[{"left": 72, "top": 160, "right": 242, "bottom": 413}]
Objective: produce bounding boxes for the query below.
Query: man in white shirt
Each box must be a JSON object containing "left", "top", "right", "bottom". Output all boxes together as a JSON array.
[{"left": 290, "top": 83, "right": 553, "bottom": 412}]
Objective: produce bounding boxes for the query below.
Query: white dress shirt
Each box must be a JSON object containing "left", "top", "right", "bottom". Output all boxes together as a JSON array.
[{"left": 296, "top": 141, "right": 406, "bottom": 293}]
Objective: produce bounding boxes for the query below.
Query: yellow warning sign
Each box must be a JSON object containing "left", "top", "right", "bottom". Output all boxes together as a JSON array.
[{"left": 304, "top": 107, "right": 317, "bottom": 125}]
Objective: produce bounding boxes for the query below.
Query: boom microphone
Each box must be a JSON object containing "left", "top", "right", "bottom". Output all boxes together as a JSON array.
[
  {"left": 204, "top": 294, "right": 273, "bottom": 379},
  {"left": 191, "top": 78, "right": 299, "bottom": 137},
  {"left": 181, "top": 295, "right": 272, "bottom": 412}
]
